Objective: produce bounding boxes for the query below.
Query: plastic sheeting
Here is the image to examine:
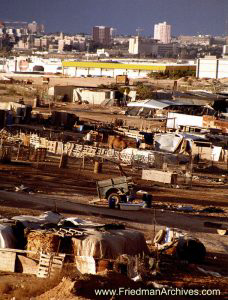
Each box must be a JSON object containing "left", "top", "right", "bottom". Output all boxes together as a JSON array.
[
  {"left": 154, "top": 133, "right": 183, "bottom": 153},
  {"left": 60, "top": 218, "right": 104, "bottom": 228},
  {"left": 211, "top": 146, "right": 222, "bottom": 161},
  {"left": 0, "top": 224, "right": 17, "bottom": 248},
  {"left": 12, "top": 211, "right": 62, "bottom": 229},
  {"left": 120, "top": 148, "right": 155, "bottom": 164}
]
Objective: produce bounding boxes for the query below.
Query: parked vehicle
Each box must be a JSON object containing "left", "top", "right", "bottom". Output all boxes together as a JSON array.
[{"left": 96, "top": 176, "right": 134, "bottom": 205}]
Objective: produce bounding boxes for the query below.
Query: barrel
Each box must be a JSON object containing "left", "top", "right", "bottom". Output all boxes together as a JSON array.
[{"left": 94, "top": 161, "right": 102, "bottom": 174}]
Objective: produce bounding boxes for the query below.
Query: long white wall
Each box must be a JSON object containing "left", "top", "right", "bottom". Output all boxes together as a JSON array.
[
  {"left": 63, "top": 66, "right": 149, "bottom": 78},
  {"left": 197, "top": 58, "right": 228, "bottom": 79},
  {"left": 167, "top": 112, "right": 203, "bottom": 129}
]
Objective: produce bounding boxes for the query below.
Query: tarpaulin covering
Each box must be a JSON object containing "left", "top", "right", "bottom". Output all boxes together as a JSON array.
[
  {"left": 154, "top": 133, "right": 183, "bottom": 153},
  {"left": 0, "top": 224, "right": 17, "bottom": 248},
  {"left": 72, "top": 229, "right": 149, "bottom": 259}
]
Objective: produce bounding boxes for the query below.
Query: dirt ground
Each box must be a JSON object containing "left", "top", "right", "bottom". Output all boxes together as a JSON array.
[{"left": 0, "top": 74, "right": 227, "bottom": 299}]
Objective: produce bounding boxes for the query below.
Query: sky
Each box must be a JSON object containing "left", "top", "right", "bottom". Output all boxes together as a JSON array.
[{"left": 1, "top": 0, "right": 228, "bottom": 36}]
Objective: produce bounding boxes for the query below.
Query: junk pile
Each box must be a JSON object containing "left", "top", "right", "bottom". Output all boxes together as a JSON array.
[
  {"left": 0, "top": 211, "right": 149, "bottom": 278},
  {"left": 153, "top": 227, "right": 206, "bottom": 264}
]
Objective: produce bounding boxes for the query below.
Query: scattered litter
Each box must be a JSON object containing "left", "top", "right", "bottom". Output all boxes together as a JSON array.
[
  {"left": 200, "top": 207, "right": 224, "bottom": 213},
  {"left": 15, "top": 184, "right": 34, "bottom": 193},
  {"left": 119, "top": 202, "right": 144, "bottom": 211},
  {"left": 176, "top": 205, "right": 194, "bottom": 212},
  {"left": 131, "top": 274, "right": 142, "bottom": 282},
  {"left": 151, "top": 282, "right": 170, "bottom": 289},
  {"left": 197, "top": 267, "right": 222, "bottom": 278}
]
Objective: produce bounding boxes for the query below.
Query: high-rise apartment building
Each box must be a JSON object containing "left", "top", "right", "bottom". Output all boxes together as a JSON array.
[
  {"left": 28, "top": 21, "right": 45, "bottom": 34},
  {"left": 154, "top": 22, "right": 171, "bottom": 44},
  {"left": 92, "top": 26, "right": 111, "bottom": 45}
]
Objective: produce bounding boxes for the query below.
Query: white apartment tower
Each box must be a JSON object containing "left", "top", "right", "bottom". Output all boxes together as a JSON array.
[{"left": 154, "top": 22, "right": 171, "bottom": 44}]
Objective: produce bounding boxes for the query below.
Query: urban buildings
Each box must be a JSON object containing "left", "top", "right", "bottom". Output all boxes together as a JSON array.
[
  {"left": 154, "top": 22, "right": 171, "bottom": 44},
  {"left": 92, "top": 26, "right": 111, "bottom": 45}
]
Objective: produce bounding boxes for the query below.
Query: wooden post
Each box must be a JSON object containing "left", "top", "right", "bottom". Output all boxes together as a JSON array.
[
  {"left": 82, "top": 155, "right": 85, "bottom": 170},
  {"left": 16, "top": 143, "right": 21, "bottom": 160},
  {"left": 190, "top": 154, "right": 193, "bottom": 189}
]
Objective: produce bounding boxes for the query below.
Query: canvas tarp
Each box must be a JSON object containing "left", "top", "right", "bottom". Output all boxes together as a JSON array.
[{"left": 72, "top": 229, "right": 149, "bottom": 259}]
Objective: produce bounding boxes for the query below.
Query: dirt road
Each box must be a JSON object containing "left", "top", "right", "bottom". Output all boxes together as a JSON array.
[{"left": 0, "top": 190, "right": 227, "bottom": 257}]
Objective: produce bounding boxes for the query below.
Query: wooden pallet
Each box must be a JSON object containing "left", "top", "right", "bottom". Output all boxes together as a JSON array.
[{"left": 37, "top": 252, "right": 65, "bottom": 278}]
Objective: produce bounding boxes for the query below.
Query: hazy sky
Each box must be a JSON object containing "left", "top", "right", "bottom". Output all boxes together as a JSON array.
[{"left": 1, "top": 0, "right": 228, "bottom": 36}]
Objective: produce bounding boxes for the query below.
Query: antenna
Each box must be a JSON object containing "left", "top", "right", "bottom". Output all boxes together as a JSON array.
[
  {"left": 136, "top": 28, "right": 144, "bottom": 38},
  {"left": 225, "top": 18, "right": 228, "bottom": 45}
]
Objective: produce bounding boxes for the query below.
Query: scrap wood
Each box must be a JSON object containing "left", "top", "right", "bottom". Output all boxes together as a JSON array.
[{"left": 0, "top": 247, "right": 37, "bottom": 254}]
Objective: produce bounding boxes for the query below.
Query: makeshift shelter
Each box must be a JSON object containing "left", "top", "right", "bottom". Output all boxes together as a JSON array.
[{"left": 72, "top": 229, "right": 149, "bottom": 259}]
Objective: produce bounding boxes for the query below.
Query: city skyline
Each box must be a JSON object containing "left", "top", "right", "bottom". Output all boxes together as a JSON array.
[{"left": 1, "top": 0, "right": 228, "bottom": 36}]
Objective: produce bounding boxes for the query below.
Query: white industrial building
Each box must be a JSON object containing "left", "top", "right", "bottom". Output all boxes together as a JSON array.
[
  {"left": 129, "top": 37, "right": 157, "bottom": 56},
  {"left": 62, "top": 60, "right": 195, "bottom": 79},
  {"left": 196, "top": 56, "right": 228, "bottom": 79},
  {"left": 3, "top": 56, "right": 62, "bottom": 74},
  {"left": 73, "top": 88, "right": 116, "bottom": 104}
]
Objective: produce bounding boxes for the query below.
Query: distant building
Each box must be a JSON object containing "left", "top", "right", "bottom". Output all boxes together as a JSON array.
[
  {"left": 92, "top": 26, "right": 111, "bottom": 45},
  {"left": 129, "top": 36, "right": 157, "bottom": 56},
  {"left": 28, "top": 21, "right": 38, "bottom": 34},
  {"left": 178, "top": 35, "right": 211, "bottom": 46},
  {"left": 62, "top": 60, "right": 195, "bottom": 79},
  {"left": 27, "top": 21, "right": 45, "bottom": 34},
  {"left": 154, "top": 22, "right": 171, "bottom": 44},
  {"left": 34, "top": 38, "right": 41, "bottom": 48},
  {"left": 223, "top": 45, "right": 228, "bottom": 56},
  {"left": 155, "top": 43, "right": 179, "bottom": 57}
]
